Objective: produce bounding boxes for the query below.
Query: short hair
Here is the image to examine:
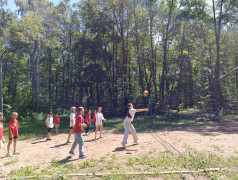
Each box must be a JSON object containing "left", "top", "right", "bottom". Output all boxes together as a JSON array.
[{"left": 11, "top": 112, "right": 18, "bottom": 118}]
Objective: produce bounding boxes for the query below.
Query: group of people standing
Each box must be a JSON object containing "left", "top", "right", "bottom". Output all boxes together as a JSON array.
[
  {"left": 0, "top": 103, "right": 148, "bottom": 163},
  {"left": 44, "top": 106, "right": 107, "bottom": 159}
]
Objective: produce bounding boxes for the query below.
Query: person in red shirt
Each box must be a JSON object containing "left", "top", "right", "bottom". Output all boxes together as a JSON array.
[
  {"left": 54, "top": 113, "right": 60, "bottom": 135},
  {"left": 69, "top": 107, "right": 87, "bottom": 159},
  {"left": 7, "top": 112, "right": 20, "bottom": 157},
  {"left": 85, "top": 110, "right": 91, "bottom": 135},
  {"left": 93, "top": 110, "right": 96, "bottom": 132}
]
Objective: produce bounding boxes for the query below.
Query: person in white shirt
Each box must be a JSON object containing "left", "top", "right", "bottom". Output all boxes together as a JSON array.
[
  {"left": 95, "top": 107, "right": 106, "bottom": 140},
  {"left": 67, "top": 107, "right": 76, "bottom": 143},
  {"left": 121, "top": 103, "right": 148, "bottom": 148},
  {"left": 45, "top": 112, "right": 54, "bottom": 141}
]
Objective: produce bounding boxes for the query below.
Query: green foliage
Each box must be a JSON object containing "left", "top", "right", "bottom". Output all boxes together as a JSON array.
[
  {"left": 0, "top": 0, "right": 238, "bottom": 119},
  {"left": 10, "top": 165, "right": 40, "bottom": 176}
]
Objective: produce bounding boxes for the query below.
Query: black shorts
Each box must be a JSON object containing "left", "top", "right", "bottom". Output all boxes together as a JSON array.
[
  {"left": 9, "top": 136, "right": 17, "bottom": 140},
  {"left": 70, "top": 127, "right": 73, "bottom": 129},
  {"left": 48, "top": 128, "right": 53, "bottom": 132}
]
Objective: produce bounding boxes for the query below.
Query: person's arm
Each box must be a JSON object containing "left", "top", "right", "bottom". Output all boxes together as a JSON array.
[
  {"left": 79, "top": 122, "right": 87, "bottom": 128},
  {"left": 102, "top": 114, "right": 106, "bottom": 121},
  {"left": 2, "top": 137, "right": 5, "bottom": 143},
  {"left": 136, "top": 108, "right": 149, "bottom": 112},
  {"left": 45, "top": 118, "right": 49, "bottom": 128},
  {"left": 70, "top": 114, "right": 74, "bottom": 126},
  {"left": 9, "top": 127, "right": 12, "bottom": 139},
  {"left": 85, "top": 115, "right": 88, "bottom": 124}
]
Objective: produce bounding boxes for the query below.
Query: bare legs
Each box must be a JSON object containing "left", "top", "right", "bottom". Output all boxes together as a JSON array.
[
  {"left": 67, "top": 129, "right": 73, "bottom": 143},
  {"left": 95, "top": 125, "right": 103, "bottom": 139}
]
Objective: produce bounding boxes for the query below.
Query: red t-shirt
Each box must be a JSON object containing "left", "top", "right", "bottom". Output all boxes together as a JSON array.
[
  {"left": 8, "top": 120, "right": 19, "bottom": 137},
  {"left": 54, "top": 117, "right": 60, "bottom": 124},
  {"left": 93, "top": 114, "right": 96, "bottom": 123},
  {"left": 73, "top": 114, "right": 84, "bottom": 133},
  {"left": 85, "top": 114, "right": 91, "bottom": 124},
  {"left": 0, "top": 122, "right": 3, "bottom": 140}
]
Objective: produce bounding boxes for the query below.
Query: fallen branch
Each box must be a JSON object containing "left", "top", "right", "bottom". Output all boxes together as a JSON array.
[{"left": 1, "top": 168, "right": 237, "bottom": 179}]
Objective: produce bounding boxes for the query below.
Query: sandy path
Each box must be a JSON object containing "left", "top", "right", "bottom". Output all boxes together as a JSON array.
[{"left": 0, "top": 122, "right": 237, "bottom": 174}]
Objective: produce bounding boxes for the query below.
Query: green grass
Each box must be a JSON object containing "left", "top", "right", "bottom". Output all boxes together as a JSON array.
[
  {"left": 6, "top": 149, "right": 238, "bottom": 179},
  {"left": 3, "top": 157, "right": 18, "bottom": 166},
  {"left": 103, "top": 114, "right": 212, "bottom": 132}
]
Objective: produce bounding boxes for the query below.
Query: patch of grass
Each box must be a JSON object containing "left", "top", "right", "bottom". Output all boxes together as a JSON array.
[
  {"left": 79, "top": 158, "right": 99, "bottom": 169},
  {"left": 103, "top": 114, "right": 211, "bottom": 132},
  {"left": 50, "top": 158, "right": 62, "bottom": 167},
  {"left": 3, "top": 157, "right": 18, "bottom": 166},
  {"left": 210, "top": 144, "right": 223, "bottom": 152},
  {"left": 10, "top": 165, "right": 40, "bottom": 176}
]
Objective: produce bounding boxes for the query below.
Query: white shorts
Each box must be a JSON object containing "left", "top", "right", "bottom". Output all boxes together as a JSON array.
[
  {"left": 0, "top": 140, "right": 3, "bottom": 149},
  {"left": 96, "top": 121, "right": 102, "bottom": 126}
]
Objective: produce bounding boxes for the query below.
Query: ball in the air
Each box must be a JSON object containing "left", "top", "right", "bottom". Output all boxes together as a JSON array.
[{"left": 143, "top": 90, "right": 149, "bottom": 97}]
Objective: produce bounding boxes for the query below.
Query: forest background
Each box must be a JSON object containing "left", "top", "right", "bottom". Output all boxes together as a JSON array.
[{"left": 0, "top": 0, "right": 238, "bottom": 120}]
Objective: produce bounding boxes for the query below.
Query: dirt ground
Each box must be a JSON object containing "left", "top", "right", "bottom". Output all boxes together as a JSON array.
[{"left": 0, "top": 121, "right": 238, "bottom": 174}]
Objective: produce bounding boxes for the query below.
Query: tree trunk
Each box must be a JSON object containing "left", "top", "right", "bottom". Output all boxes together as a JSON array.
[
  {"left": 0, "top": 61, "right": 3, "bottom": 113},
  {"left": 133, "top": 0, "right": 144, "bottom": 95},
  {"left": 160, "top": 0, "right": 174, "bottom": 105},
  {"left": 48, "top": 48, "right": 52, "bottom": 100},
  {"left": 35, "top": 38, "right": 40, "bottom": 111},
  {"left": 149, "top": 1, "right": 158, "bottom": 103},
  {"left": 236, "top": 53, "right": 238, "bottom": 100},
  {"left": 212, "top": 0, "right": 223, "bottom": 116}
]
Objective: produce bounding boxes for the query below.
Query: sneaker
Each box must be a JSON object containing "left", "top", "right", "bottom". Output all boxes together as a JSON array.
[
  {"left": 66, "top": 141, "right": 71, "bottom": 144},
  {"left": 134, "top": 141, "right": 139, "bottom": 145},
  {"left": 79, "top": 155, "right": 86, "bottom": 159},
  {"left": 46, "top": 138, "right": 52, "bottom": 141},
  {"left": 69, "top": 151, "right": 74, "bottom": 155},
  {"left": 121, "top": 143, "right": 127, "bottom": 148},
  {"left": 6, "top": 153, "right": 13, "bottom": 157},
  {"left": 100, "top": 136, "right": 104, "bottom": 138},
  {"left": 13, "top": 151, "right": 20, "bottom": 155}
]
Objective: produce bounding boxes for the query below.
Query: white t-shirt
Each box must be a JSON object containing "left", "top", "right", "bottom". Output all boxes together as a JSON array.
[
  {"left": 70, "top": 112, "right": 75, "bottom": 127},
  {"left": 96, "top": 112, "right": 104, "bottom": 126},
  {"left": 45, "top": 117, "right": 54, "bottom": 128},
  {"left": 124, "top": 109, "right": 137, "bottom": 122}
]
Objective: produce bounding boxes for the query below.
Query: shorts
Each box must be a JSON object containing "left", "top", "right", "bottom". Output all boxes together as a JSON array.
[
  {"left": 55, "top": 124, "right": 60, "bottom": 127},
  {"left": 9, "top": 136, "right": 17, "bottom": 140},
  {"left": 48, "top": 128, "right": 53, "bottom": 132},
  {"left": 0, "top": 140, "right": 3, "bottom": 148},
  {"left": 70, "top": 127, "right": 73, "bottom": 129}
]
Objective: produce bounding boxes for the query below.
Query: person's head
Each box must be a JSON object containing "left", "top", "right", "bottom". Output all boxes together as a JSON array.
[
  {"left": 55, "top": 113, "right": 59, "bottom": 117},
  {"left": 97, "top": 107, "right": 102, "bottom": 112},
  {"left": 87, "top": 110, "right": 91, "bottom": 114},
  {"left": 94, "top": 110, "right": 96, "bottom": 114},
  {"left": 12, "top": 112, "right": 18, "bottom": 120},
  {"left": 127, "top": 103, "right": 133, "bottom": 118},
  {"left": 127, "top": 103, "right": 133, "bottom": 109},
  {"left": 0, "top": 112, "right": 2, "bottom": 121},
  {"left": 71, "top": 106, "right": 76, "bottom": 112},
  {"left": 48, "top": 112, "right": 53, "bottom": 117},
  {"left": 78, "top": 107, "right": 84, "bottom": 115}
]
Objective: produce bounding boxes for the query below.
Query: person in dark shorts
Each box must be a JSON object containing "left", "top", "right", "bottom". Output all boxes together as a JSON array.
[
  {"left": 45, "top": 112, "right": 54, "bottom": 141},
  {"left": 7, "top": 112, "right": 20, "bottom": 157}
]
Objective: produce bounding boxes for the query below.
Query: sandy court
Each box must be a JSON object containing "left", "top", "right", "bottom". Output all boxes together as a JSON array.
[{"left": 0, "top": 121, "right": 238, "bottom": 174}]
